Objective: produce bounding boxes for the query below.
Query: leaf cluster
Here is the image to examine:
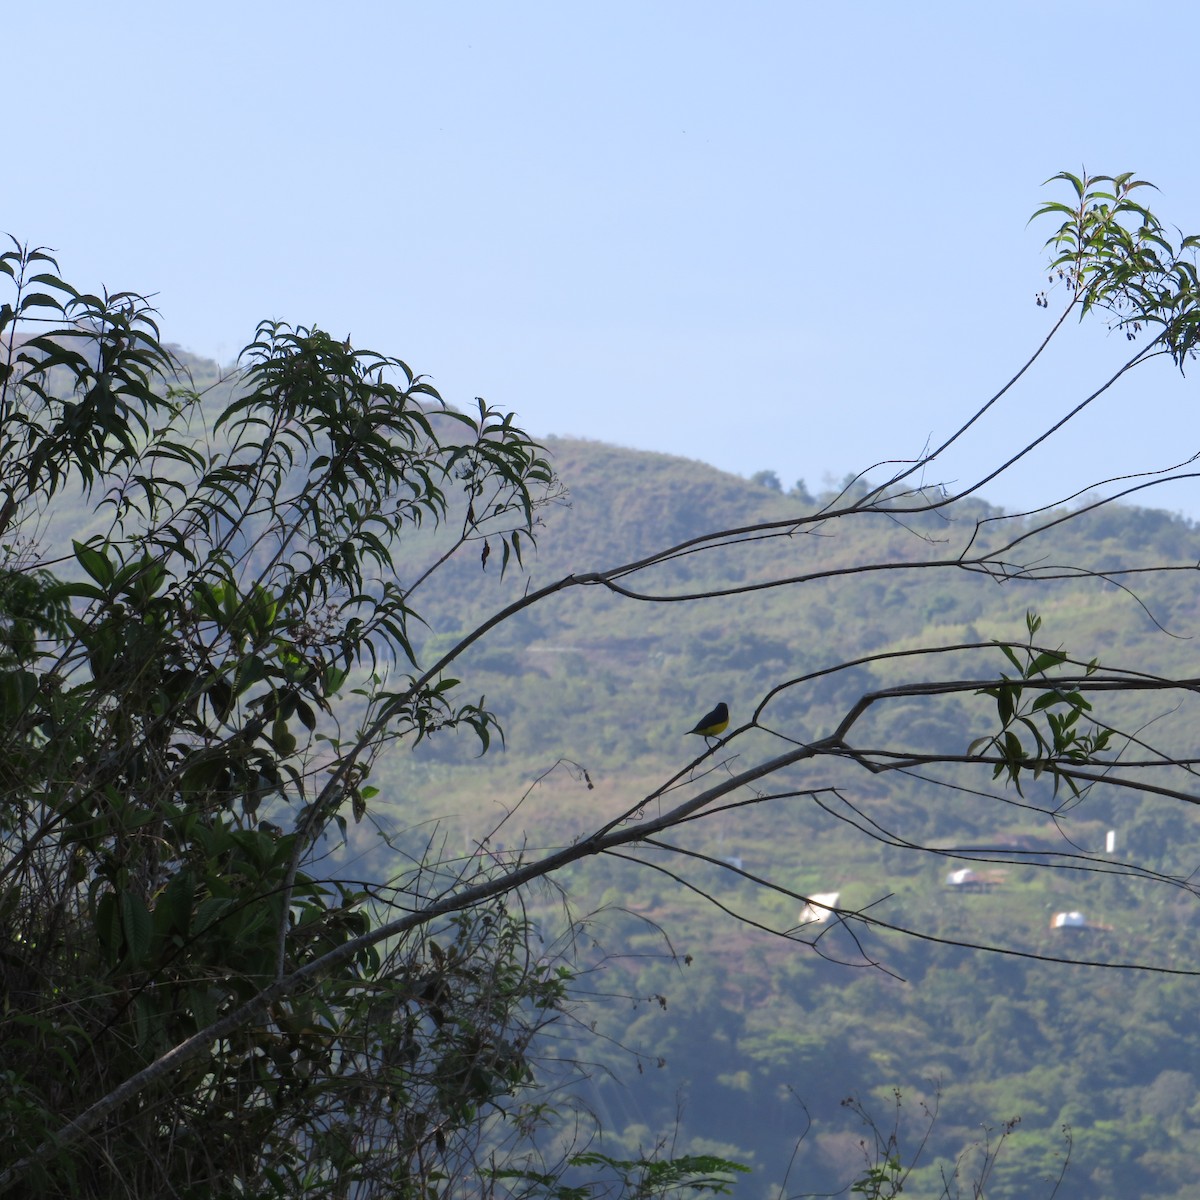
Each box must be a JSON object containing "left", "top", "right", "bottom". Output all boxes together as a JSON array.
[
  {"left": 1033, "top": 171, "right": 1200, "bottom": 368},
  {"left": 970, "top": 611, "right": 1114, "bottom": 798}
]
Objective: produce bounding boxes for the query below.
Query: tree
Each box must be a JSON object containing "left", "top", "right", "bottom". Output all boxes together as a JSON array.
[
  {"left": 748, "top": 469, "right": 782, "bottom": 492},
  {"left": 790, "top": 478, "right": 814, "bottom": 503},
  {"left": 2, "top": 171, "right": 1199, "bottom": 1196},
  {"left": 0, "top": 262, "right": 584, "bottom": 1195}
]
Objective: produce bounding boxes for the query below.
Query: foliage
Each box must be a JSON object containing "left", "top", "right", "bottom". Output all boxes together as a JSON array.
[
  {"left": 0, "top": 237, "right": 572, "bottom": 1197},
  {"left": 748, "top": 470, "right": 782, "bottom": 493},
  {"left": 1033, "top": 171, "right": 1200, "bottom": 367},
  {"left": 837, "top": 1089, "right": 1070, "bottom": 1200},
  {"left": 969, "top": 611, "right": 1114, "bottom": 798}
]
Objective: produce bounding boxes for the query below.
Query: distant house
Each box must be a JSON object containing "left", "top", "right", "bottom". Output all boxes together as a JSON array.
[
  {"left": 946, "top": 868, "right": 987, "bottom": 891},
  {"left": 944, "top": 867, "right": 1005, "bottom": 892},
  {"left": 798, "top": 892, "right": 840, "bottom": 925},
  {"left": 1050, "top": 910, "right": 1112, "bottom": 932},
  {"left": 1051, "top": 911, "right": 1087, "bottom": 930}
]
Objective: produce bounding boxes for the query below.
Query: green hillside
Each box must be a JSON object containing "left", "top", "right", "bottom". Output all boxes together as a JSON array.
[
  {"left": 20, "top": 347, "right": 1200, "bottom": 1197},
  {"left": 355, "top": 433, "right": 1200, "bottom": 1199}
]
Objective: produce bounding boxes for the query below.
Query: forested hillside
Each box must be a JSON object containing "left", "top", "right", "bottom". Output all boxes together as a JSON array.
[{"left": 367, "top": 434, "right": 1200, "bottom": 1199}]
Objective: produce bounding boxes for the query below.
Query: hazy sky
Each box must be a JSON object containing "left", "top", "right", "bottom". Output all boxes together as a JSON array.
[{"left": 8, "top": 2, "right": 1200, "bottom": 516}]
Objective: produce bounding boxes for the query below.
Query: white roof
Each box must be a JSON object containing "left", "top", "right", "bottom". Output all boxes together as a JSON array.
[
  {"left": 1051, "top": 911, "right": 1086, "bottom": 927},
  {"left": 799, "top": 892, "right": 840, "bottom": 925}
]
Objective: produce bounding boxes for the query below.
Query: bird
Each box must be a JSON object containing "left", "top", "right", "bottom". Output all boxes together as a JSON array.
[{"left": 686, "top": 701, "right": 729, "bottom": 741}]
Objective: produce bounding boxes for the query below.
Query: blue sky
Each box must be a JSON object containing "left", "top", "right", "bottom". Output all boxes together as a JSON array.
[{"left": 7, "top": 2, "right": 1200, "bottom": 516}]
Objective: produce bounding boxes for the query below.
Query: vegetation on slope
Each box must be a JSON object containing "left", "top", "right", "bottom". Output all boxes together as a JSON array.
[{"left": 373, "top": 437, "right": 1200, "bottom": 1199}]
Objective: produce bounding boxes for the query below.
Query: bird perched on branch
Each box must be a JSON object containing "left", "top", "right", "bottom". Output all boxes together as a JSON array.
[{"left": 687, "top": 701, "right": 729, "bottom": 743}]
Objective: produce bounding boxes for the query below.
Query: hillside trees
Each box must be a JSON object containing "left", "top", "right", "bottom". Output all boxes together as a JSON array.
[{"left": 2, "top": 171, "right": 1200, "bottom": 1197}]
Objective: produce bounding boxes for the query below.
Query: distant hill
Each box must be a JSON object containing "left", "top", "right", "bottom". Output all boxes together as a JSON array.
[
  {"left": 33, "top": 344, "right": 1200, "bottom": 1199},
  {"left": 382, "top": 430, "right": 1200, "bottom": 776},
  {"left": 359, "top": 428, "right": 1200, "bottom": 1200}
]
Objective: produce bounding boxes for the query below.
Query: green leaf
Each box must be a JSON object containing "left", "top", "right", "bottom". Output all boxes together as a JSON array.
[
  {"left": 120, "top": 891, "right": 152, "bottom": 965},
  {"left": 153, "top": 872, "right": 195, "bottom": 941},
  {"left": 73, "top": 540, "right": 115, "bottom": 588},
  {"left": 322, "top": 665, "right": 348, "bottom": 695},
  {"left": 294, "top": 698, "right": 317, "bottom": 731},
  {"left": 1029, "top": 650, "right": 1067, "bottom": 675},
  {"left": 17, "top": 291, "right": 66, "bottom": 314},
  {"left": 208, "top": 677, "right": 234, "bottom": 721},
  {"left": 43, "top": 580, "right": 106, "bottom": 604},
  {"left": 28, "top": 271, "right": 79, "bottom": 296},
  {"left": 194, "top": 896, "right": 237, "bottom": 934},
  {"left": 93, "top": 890, "right": 121, "bottom": 958}
]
